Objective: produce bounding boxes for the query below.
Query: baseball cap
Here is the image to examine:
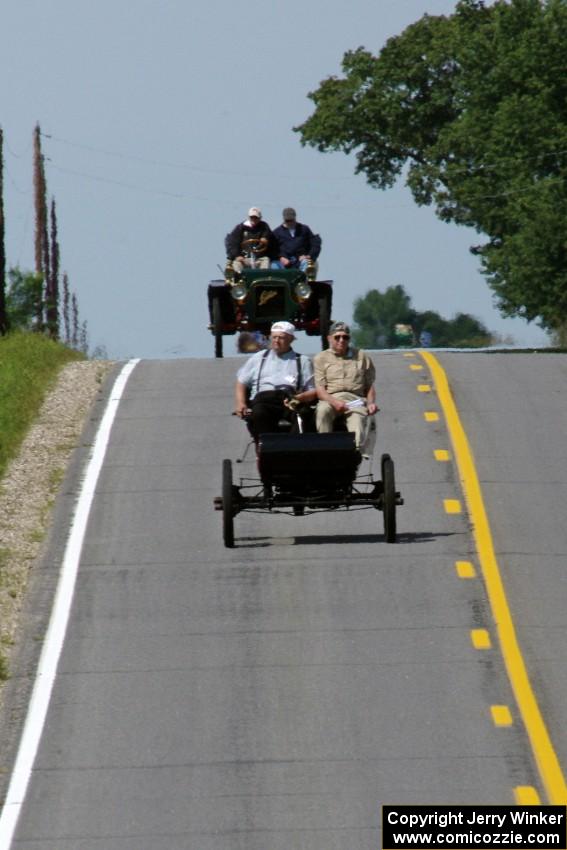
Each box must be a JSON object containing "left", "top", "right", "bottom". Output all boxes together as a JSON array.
[
  {"left": 282, "top": 207, "right": 296, "bottom": 220},
  {"left": 329, "top": 321, "right": 351, "bottom": 335},
  {"left": 248, "top": 207, "right": 262, "bottom": 219},
  {"left": 271, "top": 321, "right": 296, "bottom": 338}
]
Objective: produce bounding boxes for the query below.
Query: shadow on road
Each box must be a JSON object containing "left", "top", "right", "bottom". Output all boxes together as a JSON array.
[{"left": 235, "top": 531, "right": 453, "bottom": 548}]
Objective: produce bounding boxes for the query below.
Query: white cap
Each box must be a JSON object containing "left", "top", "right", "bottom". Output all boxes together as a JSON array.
[
  {"left": 248, "top": 207, "right": 262, "bottom": 219},
  {"left": 271, "top": 321, "right": 296, "bottom": 338}
]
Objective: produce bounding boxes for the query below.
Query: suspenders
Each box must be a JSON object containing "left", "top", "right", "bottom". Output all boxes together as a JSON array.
[{"left": 255, "top": 349, "right": 303, "bottom": 395}]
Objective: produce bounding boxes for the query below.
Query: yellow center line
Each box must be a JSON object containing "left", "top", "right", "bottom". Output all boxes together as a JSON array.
[
  {"left": 444, "top": 499, "right": 462, "bottom": 514},
  {"left": 491, "top": 705, "right": 513, "bottom": 727},
  {"left": 419, "top": 350, "right": 567, "bottom": 805},
  {"left": 515, "top": 786, "right": 542, "bottom": 805},
  {"left": 471, "top": 628, "right": 492, "bottom": 649},
  {"left": 455, "top": 560, "right": 476, "bottom": 579}
]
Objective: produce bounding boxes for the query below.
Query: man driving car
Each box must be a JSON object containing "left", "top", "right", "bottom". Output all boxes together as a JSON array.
[{"left": 234, "top": 321, "right": 317, "bottom": 439}]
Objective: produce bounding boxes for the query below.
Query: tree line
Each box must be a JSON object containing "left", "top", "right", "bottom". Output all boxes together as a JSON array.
[
  {"left": 296, "top": 0, "right": 567, "bottom": 345},
  {"left": 0, "top": 124, "right": 87, "bottom": 351},
  {"left": 352, "top": 284, "right": 493, "bottom": 349}
]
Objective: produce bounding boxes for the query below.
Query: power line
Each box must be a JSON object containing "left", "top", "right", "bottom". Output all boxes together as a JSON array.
[{"left": 40, "top": 131, "right": 354, "bottom": 183}]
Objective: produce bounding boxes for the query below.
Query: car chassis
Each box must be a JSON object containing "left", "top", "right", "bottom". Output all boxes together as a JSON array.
[{"left": 214, "top": 432, "right": 404, "bottom": 548}]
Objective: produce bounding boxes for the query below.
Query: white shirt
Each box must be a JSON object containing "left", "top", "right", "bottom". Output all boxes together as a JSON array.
[{"left": 237, "top": 349, "right": 314, "bottom": 400}]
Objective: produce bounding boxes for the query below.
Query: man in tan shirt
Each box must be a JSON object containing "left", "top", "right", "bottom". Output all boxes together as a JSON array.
[{"left": 314, "top": 321, "right": 378, "bottom": 452}]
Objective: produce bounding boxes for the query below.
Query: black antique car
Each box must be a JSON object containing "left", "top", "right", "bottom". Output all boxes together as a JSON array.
[
  {"left": 215, "top": 431, "right": 403, "bottom": 548},
  {"left": 207, "top": 267, "right": 333, "bottom": 357}
]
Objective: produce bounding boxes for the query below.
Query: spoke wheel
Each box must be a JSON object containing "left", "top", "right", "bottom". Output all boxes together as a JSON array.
[
  {"left": 381, "top": 454, "right": 397, "bottom": 543},
  {"left": 222, "top": 459, "right": 235, "bottom": 547},
  {"left": 212, "top": 297, "right": 223, "bottom": 358}
]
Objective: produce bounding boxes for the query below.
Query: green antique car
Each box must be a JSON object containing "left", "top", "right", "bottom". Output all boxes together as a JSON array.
[{"left": 207, "top": 267, "right": 333, "bottom": 358}]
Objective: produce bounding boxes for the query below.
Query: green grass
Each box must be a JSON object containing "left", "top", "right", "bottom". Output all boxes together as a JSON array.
[{"left": 0, "top": 332, "right": 83, "bottom": 480}]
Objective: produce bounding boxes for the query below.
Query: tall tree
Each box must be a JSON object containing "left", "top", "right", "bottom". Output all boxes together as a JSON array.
[
  {"left": 296, "top": 0, "right": 567, "bottom": 336},
  {"left": 0, "top": 127, "right": 7, "bottom": 335},
  {"left": 71, "top": 292, "right": 79, "bottom": 349},
  {"left": 46, "top": 198, "right": 60, "bottom": 338},
  {"left": 33, "top": 123, "right": 49, "bottom": 329},
  {"left": 62, "top": 271, "right": 71, "bottom": 344}
]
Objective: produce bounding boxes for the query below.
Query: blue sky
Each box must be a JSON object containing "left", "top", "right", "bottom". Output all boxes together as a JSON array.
[{"left": 0, "top": 0, "right": 549, "bottom": 359}]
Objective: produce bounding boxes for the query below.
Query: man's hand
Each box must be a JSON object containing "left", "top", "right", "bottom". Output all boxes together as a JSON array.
[
  {"left": 367, "top": 402, "right": 378, "bottom": 415},
  {"left": 331, "top": 398, "right": 349, "bottom": 413},
  {"left": 279, "top": 256, "right": 290, "bottom": 267},
  {"left": 235, "top": 403, "right": 251, "bottom": 419}
]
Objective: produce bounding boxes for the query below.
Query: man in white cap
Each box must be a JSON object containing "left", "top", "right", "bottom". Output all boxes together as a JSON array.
[
  {"left": 225, "top": 207, "right": 274, "bottom": 275},
  {"left": 235, "top": 321, "right": 316, "bottom": 438}
]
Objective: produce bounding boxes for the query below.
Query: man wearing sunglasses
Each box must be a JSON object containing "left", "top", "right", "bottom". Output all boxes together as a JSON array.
[{"left": 313, "top": 321, "right": 378, "bottom": 453}]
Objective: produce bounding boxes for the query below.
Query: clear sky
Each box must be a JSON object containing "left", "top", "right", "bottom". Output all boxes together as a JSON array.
[{"left": 0, "top": 0, "right": 550, "bottom": 359}]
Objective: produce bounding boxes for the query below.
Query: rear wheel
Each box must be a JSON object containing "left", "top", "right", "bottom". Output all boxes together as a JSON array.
[
  {"left": 381, "top": 454, "right": 397, "bottom": 543},
  {"left": 212, "top": 297, "right": 223, "bottom": 358},
  {"left": 222, "top": 459, "right": 234, "bottom": 547},
  {"left": 318, "top": 295, "right": 330, "bottom": 349}
]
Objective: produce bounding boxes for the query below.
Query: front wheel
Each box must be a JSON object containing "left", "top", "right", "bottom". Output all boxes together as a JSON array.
[
  {"left": 212, "top": 297, "right": 223, "bottom": 358},
  {"left": 381, "top": 454, "right": 397, "bottom": 543},
  {"left": 222, "top": 459, "right": 234, "bottom": 547}
]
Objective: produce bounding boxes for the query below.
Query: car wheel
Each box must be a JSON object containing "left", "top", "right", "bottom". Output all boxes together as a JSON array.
[
  {"left": 222, "top": 459, "right": 234, "bottom": 547},
  {"left": 318, "top": 295, "right": 330, "bottom": 349},
  {"left": 381, "top": 454, "right": 397, "bottom": 543},
  {"left": 212, "top": 297, "right": 223, "bottom": 358}
]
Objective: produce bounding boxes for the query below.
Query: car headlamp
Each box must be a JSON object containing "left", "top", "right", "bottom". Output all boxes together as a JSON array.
[
  {"left": 230, "top": 283, "right": 248, "bottom": 302},
  {"left": 294, "top": 281, "right": 312, "bottom": 301}
]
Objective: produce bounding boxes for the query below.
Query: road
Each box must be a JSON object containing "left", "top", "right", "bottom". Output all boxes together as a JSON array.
[{"left": 1, "top": 351, "right": 567, "bottom": 849}]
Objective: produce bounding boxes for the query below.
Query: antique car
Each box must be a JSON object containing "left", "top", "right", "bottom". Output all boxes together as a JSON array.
[
  {"left": 215, "top": 430, "right": 403, "bottom": 548},
  {"left": 207, "top": 267, "right": 333, "bottom": 357}
]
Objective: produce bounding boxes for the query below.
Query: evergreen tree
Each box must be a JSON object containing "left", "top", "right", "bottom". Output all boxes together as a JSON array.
[
  {"left": 0, "top": 127, "right": 7, "bottom": 335},
  {"left": 71, "top": 292, "right": 79, "bottom": 349},
  {"left": 33, "top": 123, "right": 49, "bottom": 329},
  {"left": 62, "top": 271, "right": 71, "bottom": 344},
  {"left": 47, "top": 198, "right": 60, "bottom": 338}
]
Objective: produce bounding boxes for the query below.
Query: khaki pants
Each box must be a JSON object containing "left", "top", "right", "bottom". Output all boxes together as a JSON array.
[
  {"left": 316, "top": 392, "right": 376, "bottom": 454},
  {"left": 232, "top": 256, "right": 270, "bottom": 273}
]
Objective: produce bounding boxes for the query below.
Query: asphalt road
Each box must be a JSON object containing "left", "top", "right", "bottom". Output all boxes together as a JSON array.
[{"left": 3, "top": 351, "right": 567, "bottom": 849}]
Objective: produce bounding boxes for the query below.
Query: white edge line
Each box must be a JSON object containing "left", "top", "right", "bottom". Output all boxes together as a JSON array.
[{"left": 0, "top": 358, "right": 140, "bottom": 849}]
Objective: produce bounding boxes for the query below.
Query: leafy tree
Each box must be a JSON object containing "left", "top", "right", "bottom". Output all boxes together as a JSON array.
[
  {"left": 352, "top": 285, "right": 492, "bottom": 348},
  {"left": 295, "top": 0, "right": 567, "bottom": 335},
  {"left": 352, "top": 284, "right": 416, "bottom": 348},
  {"left": 5, "top": 269, "right": 44, "bottom": 331}
]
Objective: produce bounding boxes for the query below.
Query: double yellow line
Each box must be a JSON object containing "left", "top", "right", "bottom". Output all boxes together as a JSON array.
[{"left": 420, "top": 351, "right": 567, "bottom": 806}]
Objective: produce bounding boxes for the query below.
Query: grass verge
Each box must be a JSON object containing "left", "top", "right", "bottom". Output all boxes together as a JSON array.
[
  {"left": 0, "top": 332, "right": 83, "bottom": 482},
  {"left": 0, "top": 332, "right": 83, "bottom": 681}
]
